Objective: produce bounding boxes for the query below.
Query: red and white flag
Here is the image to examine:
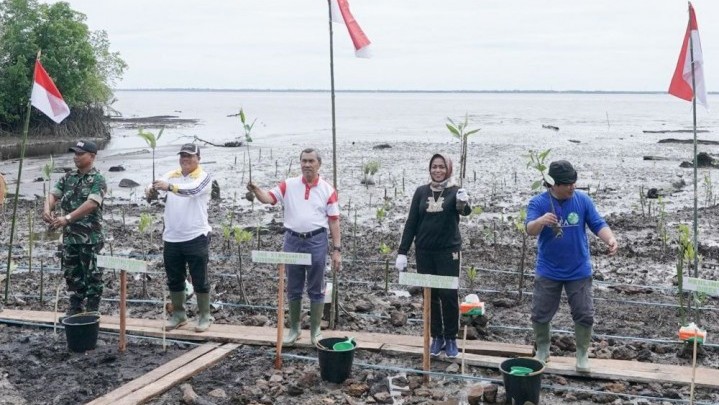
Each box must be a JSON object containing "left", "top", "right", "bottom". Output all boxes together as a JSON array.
[
  {"left": 330, "top": 0, "right": 371, "bottom": 58},
  {"left": 31, "top": 60, "right": 70, "bottom": 123},
  {"left": 669, "top": 2, "right": 707, "bottom": 108}
]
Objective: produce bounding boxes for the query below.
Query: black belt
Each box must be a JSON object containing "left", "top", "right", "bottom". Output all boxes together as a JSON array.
[{"left": 285, "top": 228, "right": 326, "bottom": 239}]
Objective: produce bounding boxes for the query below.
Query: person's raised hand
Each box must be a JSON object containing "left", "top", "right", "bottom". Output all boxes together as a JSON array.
[
  {"left": 395, "top": 254, "right": 407, "bottom": 272},
  {"left": 456, "top": 188, "right": 469, "bottom": 202}
]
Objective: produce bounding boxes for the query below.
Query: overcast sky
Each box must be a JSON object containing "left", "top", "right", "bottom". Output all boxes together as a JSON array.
[{"left": 45, "top": 1, "right": 718, "bottom": 92}]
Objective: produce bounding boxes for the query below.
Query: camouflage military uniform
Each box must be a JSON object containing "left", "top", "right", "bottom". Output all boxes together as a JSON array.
[{"left": 51, "top": 167, "right": 106, "bottom": 307}]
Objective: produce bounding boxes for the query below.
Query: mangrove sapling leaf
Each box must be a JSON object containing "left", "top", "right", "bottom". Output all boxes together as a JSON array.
[
  {"left": 238, "top": 107, "right": 257, "bottom": 186},
  {"left": 137, "top": 127, "right": 164, "bottom": 183},
  {"left": 526, "top": 149, "right": 561, "bottom": 238},
  {"left": 446, "top": 114, "right": 480, "bottom": 183},
  {"left": 233, "top": 226, "right": 253, "bottom": 304},
  {"left": 465, "top": 265, "right": 478, "bottom": 291}
]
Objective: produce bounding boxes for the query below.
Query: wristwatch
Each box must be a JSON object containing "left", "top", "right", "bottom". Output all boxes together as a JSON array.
[
  {"left": 332, "top": 245, "right": 342, "bottom": 252},
  {"left": 64, "top": 214, "right": 72, "bottom": 223}
]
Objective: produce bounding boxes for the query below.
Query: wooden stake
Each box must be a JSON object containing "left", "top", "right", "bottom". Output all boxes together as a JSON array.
[
  {"left": 119, "top": 270, "right": 127, "bottom": 352},
  {"left": 275, "top": 264, "right": 285, "bottom": 369},
  {"left": 690, "top": 331, "right": 698, "bottom": 404},
  {"left": 423, "top": 287, "right": 431, "bottom": 384},
  {"left": 162, "top": 285, "right": 167, "bottom": 352},
  {"left": 53, "top": 281, "right": 62, "bottom": 335},
  {"left": 461, "top": 324, "right": 468, "bottom": 375}
]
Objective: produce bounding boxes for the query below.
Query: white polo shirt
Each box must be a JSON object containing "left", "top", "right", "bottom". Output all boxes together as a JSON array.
[
  {"left": 160, "top": 166, "right": 212, "bottom": 242},
  {"left": 269, "top": 175, "right": 339, "bottom": 233}
]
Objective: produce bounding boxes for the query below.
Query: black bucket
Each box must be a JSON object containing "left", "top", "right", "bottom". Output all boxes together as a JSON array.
[
  {"left": 499, "top": 357, "right": 545, "bottom": 405},
  {"left": 62, "top": 313, "right": 100, "bottom": 352},
  {"left": 317, "top": 337, "right": 356, "bottom": 383}
]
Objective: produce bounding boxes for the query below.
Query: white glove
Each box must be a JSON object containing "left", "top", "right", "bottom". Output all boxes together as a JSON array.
[
  {"left": 457, "top": 188, "right": 469, "bottom": 202},
  {"left": 395, "top": 254, "right": 407, "bottom": 271}
]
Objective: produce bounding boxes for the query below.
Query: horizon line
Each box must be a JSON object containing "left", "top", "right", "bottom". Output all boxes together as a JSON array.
[{"left": 113, "top": 88, "right": 719, "bottom": 95}]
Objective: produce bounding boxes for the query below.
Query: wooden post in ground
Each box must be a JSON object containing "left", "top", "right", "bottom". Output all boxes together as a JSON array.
[
  {"left": 422, "top": 287, "right": 431, "bottom": 384},
  {"left": 275, "top": 264, "right": 285, "bottom": 369},
  {"left": 398, "top": 272, "right": 459, "bottom": 385},
  {"left": 96, "top": 255, "right": 147, "bottom": 353},
  {"left": 250, "top": 250, "right": 312, "bottom": 370},
  {"left": 119, "top": 270, "right": 127, "bottom": 352}
]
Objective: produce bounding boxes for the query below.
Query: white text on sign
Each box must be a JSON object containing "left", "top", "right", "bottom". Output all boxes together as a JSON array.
[
  {"left": 399, "top": 272, "right": 459, "bottom": 289},
  {"left": 251, "top": 250, "right": 312, "bottom": 265},
  {"left": 683, "top": 277, "right": 719, "bottom": 297},
  {"left": 97, "top": 255, "right": 147, "bottom": 273}
]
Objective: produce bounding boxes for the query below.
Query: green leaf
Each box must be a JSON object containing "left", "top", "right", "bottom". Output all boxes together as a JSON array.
[
  {"left": 446, "top": 123, "right": 460, "bottom": 137},
  {"left": 239, "top": 108, "right": 246, "bottom": 124},
  {"left": 157, "top": 126, "right": 165, "bottom": 141},
  {"left": 531, "top": 180, "right": 542, "bottom": 190},
  {"left": 465, "top": 128, "right": 481, "bottom": 136}
]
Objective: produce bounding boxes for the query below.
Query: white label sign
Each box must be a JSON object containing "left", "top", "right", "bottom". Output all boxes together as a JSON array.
[
  {"left": 97, "top": 255, "right": 147, "bottom": 273},
  {"left": 251, "top": 250, "right": 311, "bottom": 265},
  {"left": 684, "top": 277, "right": 719, "bottom": 297},
  {"left": 399, "top": 272, "right": 459, "bottom": 289}
]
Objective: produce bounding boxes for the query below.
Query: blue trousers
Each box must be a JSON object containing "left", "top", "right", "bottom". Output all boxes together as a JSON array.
[{"left": 283, "top": 231, "right": 327, "bottom": 303}]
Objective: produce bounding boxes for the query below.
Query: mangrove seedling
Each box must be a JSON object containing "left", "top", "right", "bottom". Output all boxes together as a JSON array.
[
  {"left": 514, "top": 208, "right": 529, "bottom": 301},
  {"left": 676, "top": 224, "right": 694, "bottom": 325},
  {"left": 446, "top": 113, "right": 480, "bottom": 183},
  {"left": 525, "top": 149, "right": 561, "bottom": 238},
  {"left": 376, "top": 206, "right": 386, "bottom": 225},
  {"left": 362, "top": 160, "right": 380, "bottom": 186},
  {"left": 233, "top": 226, "right": 253, "bottom": 304},
  {"left": 379, "top": 242, "right": 392, "bottom": 293},
  {"left": 41, "top": 156, "right": 54, "bottom": 199},
  {"left": 465, "top": 265, "right": 478, "bottom": 291},
  {"left": 239, "top": 108, "right": 257, "bottom": 195},
  {"left": 138, "top": 212, "right": 154, "bottom": 297},
  {"left": 138, "top": 127, "right": 164, "bottom": 202}
]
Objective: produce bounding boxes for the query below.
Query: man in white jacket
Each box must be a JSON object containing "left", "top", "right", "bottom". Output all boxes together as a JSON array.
[{"left": 147, "top": 143, "right": 214, "bottom": 332}]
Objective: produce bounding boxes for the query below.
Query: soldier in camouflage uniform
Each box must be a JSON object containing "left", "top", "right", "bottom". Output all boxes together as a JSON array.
[{"left": 43, "top": 140, "right": 106, "bottom": 316}]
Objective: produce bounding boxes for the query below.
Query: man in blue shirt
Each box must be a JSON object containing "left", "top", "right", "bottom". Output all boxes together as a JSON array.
[{"left": 525, "top": 160, "right": 618, "bottom": 373}]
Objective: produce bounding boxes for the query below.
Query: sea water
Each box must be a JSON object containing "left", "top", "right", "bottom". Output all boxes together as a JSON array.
[{"left": 107, "top": 90, "right": 718, "bottom": 152}]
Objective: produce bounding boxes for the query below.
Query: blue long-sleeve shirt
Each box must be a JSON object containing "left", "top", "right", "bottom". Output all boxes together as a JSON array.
[{"left": 526, "top": 190, "right": 608, "bottom": 281}]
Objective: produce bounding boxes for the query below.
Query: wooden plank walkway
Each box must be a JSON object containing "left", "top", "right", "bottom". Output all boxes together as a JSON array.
[
  {"left": 87, "top": 342, "right": 239, "bottom": 405},
  {"left": 2, "top": 309, "right": 718, "bottom": 389},
  {"left": 0, "top": 309, "right": 530, "bottom": 357}
]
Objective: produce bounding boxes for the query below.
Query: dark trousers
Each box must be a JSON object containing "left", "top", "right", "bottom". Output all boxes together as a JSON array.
[
  {"left": 416, "top": 248, "right": 460, "bottom": 339},
  {"left": 63, "top": 242, "right": 104, "bottom": 300},
  {"left": 164, "top": 234, "right": 210, "bottom": 293},
  {"left": 531, "top": 275, "right": 594, "bottom": 327}
]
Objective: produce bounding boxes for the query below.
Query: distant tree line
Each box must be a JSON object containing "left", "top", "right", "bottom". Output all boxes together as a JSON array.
[{"left": 0, "top": 0, "right": 126, "bottom": 136}]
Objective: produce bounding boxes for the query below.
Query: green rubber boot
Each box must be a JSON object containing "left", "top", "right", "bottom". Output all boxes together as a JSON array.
[
  {"left": 532, "top": 322, "right": 551, "bottom": 363},
  {"left": 575, "top": 323, "right": 592, "bottom": 373},
  {"left": 283, "top": 300, "right": 302, "bottom": 346},
  {"left": 310, "top": 302, "right": 324, "bottom": 346},
  {"left": 166, "top": 291, "right": 188, "bottom": 330},
  {"left": 195, "top": 293, "right": 214, "bottom": 333}
]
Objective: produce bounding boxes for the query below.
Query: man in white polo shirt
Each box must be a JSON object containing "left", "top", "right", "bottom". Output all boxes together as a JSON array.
[
  {"left": 248, "top": 148, "right": 341, "bottom": 346},
  {"left": 146, "top": 143, "right": 214, "bottom": 333}
]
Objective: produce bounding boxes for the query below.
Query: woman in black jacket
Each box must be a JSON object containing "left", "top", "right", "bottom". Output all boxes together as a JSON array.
[{"left": 395, "top": 153, "right": 471, "bottom": 358}]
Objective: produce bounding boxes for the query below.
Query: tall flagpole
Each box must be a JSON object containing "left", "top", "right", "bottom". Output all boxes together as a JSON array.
[
  {"left": 688, "top": 2, "right": 700, "bottom": 324},
  {"left": 4, "top": 51, "right": 40, "bottom": 303},
  {"left": 327, "top": 0, "right": 339, "bottom": 329}
]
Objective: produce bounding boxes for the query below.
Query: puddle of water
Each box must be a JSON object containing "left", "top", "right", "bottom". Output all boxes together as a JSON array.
[{"left": 389, "top": 289, "right": 410, "bottom": 298}]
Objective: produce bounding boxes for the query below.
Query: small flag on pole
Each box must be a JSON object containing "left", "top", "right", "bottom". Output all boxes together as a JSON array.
[
  {"left": 31, "top": 60, "right": 70, "bottom": 123},
  {"left": 669, "top": 2, "right": 707, "bottom": 108},
  {"left": 330, "top": 0, "right": 371, "bottom": 58}
]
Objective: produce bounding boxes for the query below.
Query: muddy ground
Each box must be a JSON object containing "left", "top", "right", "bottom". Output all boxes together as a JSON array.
[{"left": 1, "top": 128, "right": 719, "bottom": 404}]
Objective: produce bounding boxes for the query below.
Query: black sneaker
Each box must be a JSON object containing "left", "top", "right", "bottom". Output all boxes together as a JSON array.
[{"left": 430, "top": 337, "right": 445, "bottom": 356}]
